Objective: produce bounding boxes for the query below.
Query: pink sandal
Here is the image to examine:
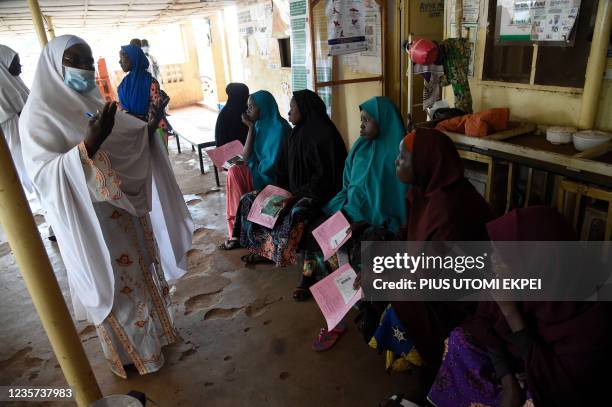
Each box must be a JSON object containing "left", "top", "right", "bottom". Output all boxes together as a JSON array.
[{"left": 312, "top": 321, "right": 347, "bottom": 352}]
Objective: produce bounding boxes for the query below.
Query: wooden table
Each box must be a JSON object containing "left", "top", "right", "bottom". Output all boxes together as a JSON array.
[
  {"left": 441, "top": 126, "right": 612, "bottom": 188},
  {"left": 166, "top": 116, "right": 220, "bottom": 187}
]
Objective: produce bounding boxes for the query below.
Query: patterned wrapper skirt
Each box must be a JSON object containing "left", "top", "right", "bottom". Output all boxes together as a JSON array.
[
  {"left": 428, "top": 327, "right": 533, "bottom": 407},
  {"left": 234, "top": 191, "right": 319, "bottom": 267}
]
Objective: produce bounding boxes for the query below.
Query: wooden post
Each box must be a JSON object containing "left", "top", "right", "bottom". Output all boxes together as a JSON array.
[
  {"left": 578, "top": 0, "right": 612, "bottom": 129},
  {"left": 27, "top": 0, "right": 48, "bottom": 48},
  {"left": 0, "top": 130, "right": 102, "bottom": 406}
]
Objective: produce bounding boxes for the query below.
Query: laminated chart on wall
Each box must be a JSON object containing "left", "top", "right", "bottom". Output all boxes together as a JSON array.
[
  {"left": 326, "top": 0, "right": 367, "bottom": 56},
  {"left": 290, "top": 0, "right": 313, "bottom": 90},
  {"left": 448, "top": 0, "right": 480, "bottom": 24},
  {"left": 462, "top": 0, "right": 480, "bottom": 23},
  {"left": 341, "top": 0, "right": 382, "bottom": 74},
  {"left": 496, "top": 0, "right": 581, "bottom": 43}
]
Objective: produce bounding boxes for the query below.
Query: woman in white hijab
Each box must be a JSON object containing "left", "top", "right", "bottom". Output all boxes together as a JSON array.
[
  {"left": 19, "top": 35, "right": 194, "bottom": 378},
  {"left": 0, "top": 44, "right": 33, "bottom": 195}
]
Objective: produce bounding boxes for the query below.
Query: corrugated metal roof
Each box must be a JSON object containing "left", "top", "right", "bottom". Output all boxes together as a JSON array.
[{"left": 0, "top": 0, "right": 233, "bottom": 35}]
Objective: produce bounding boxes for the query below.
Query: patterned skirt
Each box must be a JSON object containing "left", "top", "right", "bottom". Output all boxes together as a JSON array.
[
  {"left": 427, "top": 327, "right": 533, "bottom": 407},
  {"left": 93, "top": 203, "right": 177, "bottom": 378},
  {"left": 235, "top": 192, "right": 319, "bottom": 267}
]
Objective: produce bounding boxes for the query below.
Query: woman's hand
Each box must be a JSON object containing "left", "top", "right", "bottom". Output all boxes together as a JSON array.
[
  {"left": 241, "top": 113, "right": 254, "bottom": 129},
  {"left": 85, "top": 101, "right": 117, "bottom": 157},
  {"left": 500, "top": 375, "right": 523, "bottom": 407}
]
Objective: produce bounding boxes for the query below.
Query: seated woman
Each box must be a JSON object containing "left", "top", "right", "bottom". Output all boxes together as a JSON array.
[
  {"left": 380, "top": 128, "right": 494, "bottom": 402},
  {"left": 117, "top": 44, "right": 171, "bottom": 149},
  {"left": 293, "top": 97, "right": 407, "bottom": 301},
  {"left": 428, "top": 206, "right": 612, "bottom": 407},
  {"left": 220, "top": 90, "right": 291, "bottom": 250},
  {"left": 295, "top": 96, "right": 408, "bottom": 303},
  {"left": 323, "top": 96, "right": 408, "bottom": 234},
  {"left": 215, "top": 83, "right": 250, "bottom": 147},
  {"left": 215, "top": 83, "right": 250, "bottom": 240},
  {"left": 306, "top": 96, "right": 408, "bottom": 350},
  {"left": 233, "top": 89, "right": 347, "bottom": 266},
  {"left": 20, "top": 35, "right": 193, "bottom": 378}
]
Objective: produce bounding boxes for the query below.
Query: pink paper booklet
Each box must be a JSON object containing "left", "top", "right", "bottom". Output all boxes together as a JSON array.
[
  {"left": 246, "top": 185, "right": 293, "bottom": 229},
  {"left": 310, "top": 263, "right": 363, "bottom": 331},
  {"left": 205, "top": 140, "right": 244, "bottom": 169},
  {"left": 312, "top": 211, "right": 352, "bottom": 261}
]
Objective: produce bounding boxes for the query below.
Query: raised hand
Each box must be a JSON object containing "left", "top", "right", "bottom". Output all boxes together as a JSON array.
[
  {"left": 241, "top": 113, "right": 254, "bottom": 128},
  {"left": 85, "top": 101, "right": 117, "bottom": 157}
]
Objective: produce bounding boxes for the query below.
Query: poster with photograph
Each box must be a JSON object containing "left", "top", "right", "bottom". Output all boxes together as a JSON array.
[
  {"left": 326, "top": 0, "right": 367, "bottom": 56},
  {"left": 531, "top": 0, "right": 580, "bottom": 42},
  {"left": 497, "top": 0, "right": 581, "bottom": 43}
]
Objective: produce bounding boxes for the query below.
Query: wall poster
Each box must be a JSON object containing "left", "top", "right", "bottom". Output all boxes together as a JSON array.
[
  {"left": 497, "top": 0, "right": 581, "bottom": 43},
  {"left": 326, "top": 0, "right": 367, "bottom": 56}
]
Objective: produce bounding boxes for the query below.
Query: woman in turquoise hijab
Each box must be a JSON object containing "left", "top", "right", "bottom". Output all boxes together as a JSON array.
[
  {"left": 243, "top": 90, "right": 291, "bottom": 189},
  {"left": 294, "top": 96, "right": 410, "bottom": 302},
  {"left": 220, "top": 90, "right": 290, "bottom": 250},
  {"left": 323, "top": 96, "right": 408, "bottom": 232}
]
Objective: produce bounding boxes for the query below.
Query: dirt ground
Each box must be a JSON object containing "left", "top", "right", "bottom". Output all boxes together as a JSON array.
[{"left": 0, "top": 106, "right": 417, "bottom": 406}]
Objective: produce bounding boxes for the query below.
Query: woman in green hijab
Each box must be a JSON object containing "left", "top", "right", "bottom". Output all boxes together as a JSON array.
[
  {"left": 294, "top": 96, "right": 410, "bottom": 302},
  {"left": 220, "top": 90, "right": 290, "bottom": 250},
  {"left": 323, "top": 96, "right": 408, "bottom": 232}
]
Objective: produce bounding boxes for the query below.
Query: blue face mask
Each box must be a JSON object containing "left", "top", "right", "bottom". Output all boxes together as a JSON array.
[{"left": 63, "top": 66, "right": 96, "bottom": 93}]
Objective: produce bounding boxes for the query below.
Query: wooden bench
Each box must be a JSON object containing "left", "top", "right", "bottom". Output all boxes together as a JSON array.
[{"left": 166, "top": 116, "right": 220, "bottom": 187}]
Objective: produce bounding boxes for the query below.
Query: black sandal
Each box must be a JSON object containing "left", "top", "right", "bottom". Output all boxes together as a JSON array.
[
  {"left": 240, "top": 253, "right": 273, "bottom": 265},
  {"left": 218, "top": 239, "right": 241, "bottom": 250}
]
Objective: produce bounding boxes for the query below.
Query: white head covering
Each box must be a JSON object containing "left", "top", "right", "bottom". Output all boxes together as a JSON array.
[
  {"left": 19, "top": 35, "right": 193, "bottom": 325},
  {"left": 0, "top": 44, "right": 29, "bottom": 123}
]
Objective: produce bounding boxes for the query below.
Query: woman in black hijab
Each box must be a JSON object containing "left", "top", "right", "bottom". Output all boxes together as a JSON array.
[
  {"left": 276, "top": 89, "right": 346, "bottom": 202},
  {"left": 236, "top": 90, "right": 347, "bottom": 275},
  {"left": 214, "top": 83, "right": 250, "bottom": 146}
]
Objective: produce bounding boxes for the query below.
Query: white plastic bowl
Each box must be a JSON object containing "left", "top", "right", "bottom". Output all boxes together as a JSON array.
[
  {"left": 546, "top": 126, "right": 575, "bottom": 144},
  {"left": 572, "top": 130, "right": 612, "bottom": 151}
]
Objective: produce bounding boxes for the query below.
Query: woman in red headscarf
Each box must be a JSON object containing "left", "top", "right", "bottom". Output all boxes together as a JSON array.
[
  {"left": 379, "top": 128, "right": 495, "bottom": 405},
  {"left": 392, "top": 128, "right": 494, "bottom": 362},
  {"left": 396, "top": 128, "right": 494, "bottom": 241},
  {"left": 427, "top": 206, "right": 612, "bottom": 407}
]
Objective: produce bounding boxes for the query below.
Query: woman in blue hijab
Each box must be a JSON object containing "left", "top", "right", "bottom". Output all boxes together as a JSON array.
[
  {"left": 219, "top": 90, "right": 291, "bottom": 250},
  {"left": 243, "top": 90, "right": 292, "bottom": 189},
  {"left": 118, "top": 44, "right": 170, "bottom": 148}
]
